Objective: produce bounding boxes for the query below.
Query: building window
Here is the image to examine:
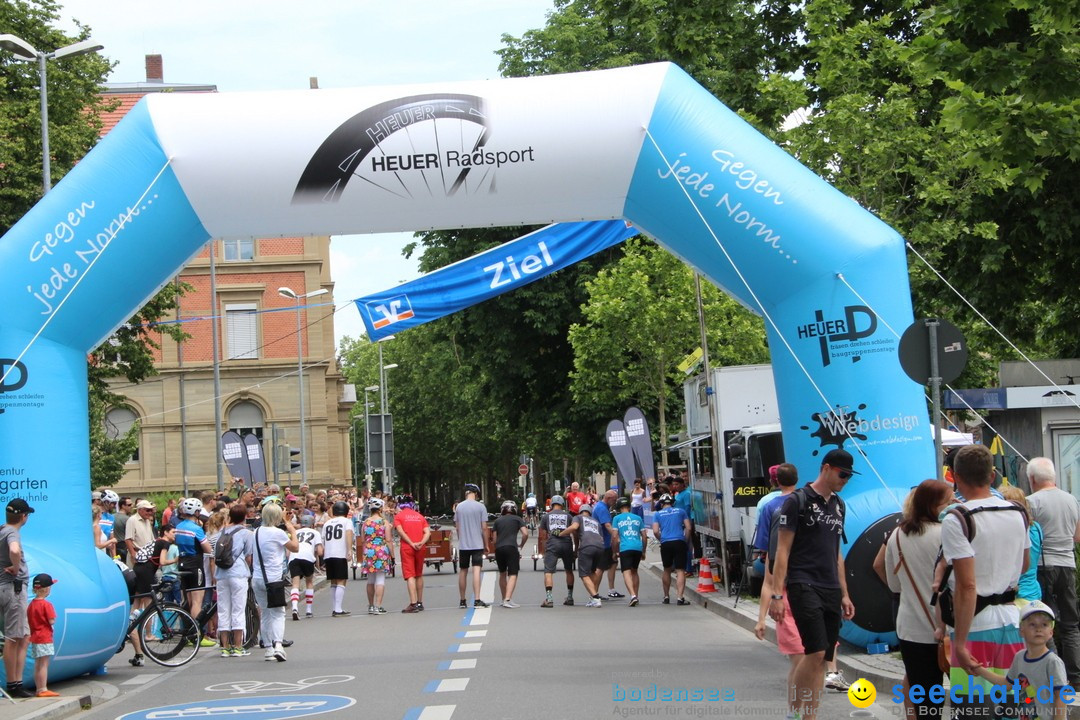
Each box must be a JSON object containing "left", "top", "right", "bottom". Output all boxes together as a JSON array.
[
  {"left": 226, "top": 303, "right": 259, "bottom": 359},
  {"left": 229, "top": 401, "right": 265, "bottom": 441},
  {"left": 223, "top": 238, "right": 254, "bottom": 261},
  {"left": 105, "top": 406, "right": 140, "bottom": 463}
]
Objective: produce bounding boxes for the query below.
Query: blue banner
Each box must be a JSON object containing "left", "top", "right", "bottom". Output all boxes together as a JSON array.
[{"left": 355, "top": 220, "right": 638, "bottom": 340}]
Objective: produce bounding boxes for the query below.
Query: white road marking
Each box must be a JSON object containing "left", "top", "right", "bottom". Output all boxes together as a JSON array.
[
  {"left": 442, "top": 659, "right": 477, "bottom": 670},
  {"left": 426, "top": 678, "right": 470, "bottom": 693},
  {"left": 450, "top": 643, "right": 482, "bottom": 652}
]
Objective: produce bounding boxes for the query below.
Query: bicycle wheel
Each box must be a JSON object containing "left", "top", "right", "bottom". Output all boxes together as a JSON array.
[
  {"left": 139, "top": 603, "right": 200, "bottom": 667},
  {"left": 243, "top": 588, "right": 260, "bottom": 649}
]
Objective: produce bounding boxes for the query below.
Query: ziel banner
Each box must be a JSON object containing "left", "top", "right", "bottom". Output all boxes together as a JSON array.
[{"left": 355, "top": 220, "right": 638, "bottom": 341}]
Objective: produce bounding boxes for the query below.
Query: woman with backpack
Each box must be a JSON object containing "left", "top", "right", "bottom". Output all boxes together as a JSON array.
[
  {"left": 215, "top": 504, "right": 255, "bottom": 657},
  {"left": 880, "top": 479, "right": 955, "bottom": 719}
]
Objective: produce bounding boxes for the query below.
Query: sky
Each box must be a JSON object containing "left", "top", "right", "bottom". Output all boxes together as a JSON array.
[{"left": 54, "top": 0, "right": 556, "bottom": 346}]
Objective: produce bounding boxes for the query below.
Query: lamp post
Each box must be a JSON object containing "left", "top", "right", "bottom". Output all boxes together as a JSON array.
[
  {"left": 278, "top": 286, "right": 329, "bottom": 486},
  {"left": 377, "top": 337, "right": 398, "bottom": 494},
  {"left": 0, "top": 34, "right": 103, "bottom": 193},
  {"left": 363, "top": 385, "right": 379, "bottom": 490}
]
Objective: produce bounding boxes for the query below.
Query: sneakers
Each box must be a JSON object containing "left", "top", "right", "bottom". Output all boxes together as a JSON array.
[
  {"left": 129, "top": 654, "right": 144, "bottom": 667},
  {"left": 199, "top": 636, "right": 217, "bottom": 648},
  {"left": 272, "top": 642, "right": 287, "bottom": 662},
  {"left": 368, "top": 606, "right": 377, "bottom": 615},
  {"left": 459, "top": 599, "right": 467, "bottom": 609},
  {"left": 474, "top": 599, "right": 489, "bottom": 608},
  {"left": 607, "top": 590, "right": 625, "bottom": 599},
  {"left": 415, "top": 602, "right": 424, "bottom": 611},
  {"left": 540, "top": 598, "right": 553, "bottom": 608},
  {"left": 825, "top": 671, "right": 850, "bottom": 691},
  {"left": 629, "top": 595, "right": 639, "bottom": 607},
  {"left": 264, "top": 648, "right": 275, "bottom": 662},
  {"left": 6, "top": 685, "right": 33, "bottom": 699},
  {"left": 36, "top": 690, "right": 60, "bottom": 698},
  {"left": 292, "top": 610, "right": 300, "bottom": 621},
  {"left": 402, "top": 604, "right": 420, "bottom": 613},
  {"left": 662, "top": 596, "right": 670, "bottom": 604},
  {"left": 677, "top": 598, "right": 691, "bottom": 606},
  {"left": 500, "top": 599, "right": 520, "bottom": 608},
  {"left": 332, "top": 610, "right": 352, "bottom": 617},
  {"left": 563, "top": 596, "right": 574, "bottom": 606},
  {"left": 585, "top": 598, "right": 602, "bottom": 608},
  {"left": 305, "top": 612, "right": 313, "bottom": 619},
  {"left": 374, "top": 606, "right": 387, "bottom": 615},
  {"left": 220, "top": 648, "right": 232, "bottom": 658},
  {"left": 232, "top": 648, "right": 251, "bottom": 657}
]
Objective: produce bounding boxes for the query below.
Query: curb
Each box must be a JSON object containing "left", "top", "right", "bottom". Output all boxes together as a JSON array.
[{"left": 642, "top": 561, "right": 904, "bottom": 693}]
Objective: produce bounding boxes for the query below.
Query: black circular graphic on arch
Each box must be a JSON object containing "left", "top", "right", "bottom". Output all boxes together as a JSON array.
[
  {"left": 845, "top": 511, "right": 902, "bottom": 635},
  {"left": 293, "top": 93, "right": 488, "bottom": 203}
]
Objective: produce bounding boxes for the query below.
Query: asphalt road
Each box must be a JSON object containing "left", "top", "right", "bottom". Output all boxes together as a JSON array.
[{"left": 77, "top": 561, "right": 901, "bottom": 720}]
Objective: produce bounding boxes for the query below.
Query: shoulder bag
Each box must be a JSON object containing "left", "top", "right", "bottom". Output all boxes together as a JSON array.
[
  {"left": 255, "top": 528, "right": 287, "bottom": 608},
  {"left": 895, "top": 532, "right": 949, "bottom": 674}
]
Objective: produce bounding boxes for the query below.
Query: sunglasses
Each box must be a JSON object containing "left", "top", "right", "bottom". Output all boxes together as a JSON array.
[{"left": 837, "top": 470, "right": 853, "bottom": 480}]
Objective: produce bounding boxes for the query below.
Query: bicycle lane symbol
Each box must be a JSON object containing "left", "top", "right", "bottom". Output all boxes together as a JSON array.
[{"left": 205, "top": 676, "right": 355, "bottom": 695}]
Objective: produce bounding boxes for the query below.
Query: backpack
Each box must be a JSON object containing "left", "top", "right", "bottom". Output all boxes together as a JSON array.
[
  {"left": 134, "top": 539, "right": 156, "bottom": 564},
  {"left": 930, "top": 501, "right": 1028, "bottom": 626},
  {"left": 214, "top": 527, "right": 240, "bottom": 569},
  {"left": 767, "top": 487, "right": 847, "bottom": 574}
]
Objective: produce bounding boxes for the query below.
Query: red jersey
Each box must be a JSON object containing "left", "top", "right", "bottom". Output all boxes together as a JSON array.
[
  {"left": 393, "top": 508, "right": 429, "bottom": 545},
  {"left": 565, "top": 491, "right": 588, "bottom": 515},
  {"left": 28, "top": 597, "right": 56, "bottom": 644}
]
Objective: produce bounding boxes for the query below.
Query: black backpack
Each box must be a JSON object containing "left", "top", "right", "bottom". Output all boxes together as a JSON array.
[
  {"left": 214, "top": 527, "right": 240, "bottom": 569},
  {"left": 767, "top": 487, "right": 847, "bottom": 574},
  {"left": 930, "top": 501, "right": 1028, "bottom": 626}
]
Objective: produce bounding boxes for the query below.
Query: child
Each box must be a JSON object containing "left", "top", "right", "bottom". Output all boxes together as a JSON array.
[
  {"left": 28, "top": 573, "right": 59, "bottom": 698},
  {"left": 156, "top": 525, "right": 181, "bottom": 605},
  {"left": 973, "top": 600, "right": 1068, "bottom": 719}
]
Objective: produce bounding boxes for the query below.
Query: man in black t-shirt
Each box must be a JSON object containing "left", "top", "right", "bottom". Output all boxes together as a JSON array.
[
  {"left": 488, "top": 501, "right": 529, "bottom": 608},
  {"left": 768, "top": 449, "right": 857, "bottom": 720}
]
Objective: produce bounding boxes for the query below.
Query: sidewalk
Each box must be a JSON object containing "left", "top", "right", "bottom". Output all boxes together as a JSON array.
[
  {"left": 642, "top": 560, "right": 906, "bottom": 692},
  {"left": 0, "top": 677, "right": 112, "bottom": 720}
]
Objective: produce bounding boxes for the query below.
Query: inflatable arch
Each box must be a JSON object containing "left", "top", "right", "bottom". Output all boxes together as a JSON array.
[{"left": 0, "top": 63, "right": 934, "bottom": 681}]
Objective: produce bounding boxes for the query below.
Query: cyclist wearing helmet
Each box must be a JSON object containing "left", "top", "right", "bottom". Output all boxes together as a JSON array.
[
  {"left": 290, "top": 514, "right": 323, "bottom": 620},
  {"left": 652, "top": 493, "right": 692, "bottom": 605},
  {"left": 455, "top": 483, "right": 490, "bottom": 609},
  {"left": 561, "top": 505, "right": 606, "bottom": 607},
  {"left": 393, "top": 496, "right": 431, "bottom": 613},
  {"left": 539, "top": 495, "right": 576, "bottom": 607},
  {"left": 175, "top": 497, "right": 214, "bottom": 627},
  {"left": 489, "top": 500, "right": 529, "bottom": 608},
  {"left": 98, "top": 490, "right": 119, "bottom": 540},
  {"left": 524, "top": 493, "right": 538, "bottom": 526},
  {"left": 612, "top": 496, "right": 647, "bottom": 606},
  {"left": 323, "top": 501, "right": 354, "bottom": 617}
]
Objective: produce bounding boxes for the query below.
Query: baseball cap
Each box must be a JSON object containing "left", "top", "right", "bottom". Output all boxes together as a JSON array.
[
  {"left": 769, "top": 464, "right": 780, "bottom": 483},
  {"left": 32, "top": 573, "right": 57, "bottom": 588},
  {"left": 6, "top": 498, "right": 34, "bottom": 514},
  {"left": 135, "top": 499, "right": 156, "bottom": 510},
  {"left": 822, "top": 449, "right": 861, "bottom": 475},
  {"left": 1020, "top": 600, "right": 1056, "bottom": 623}
]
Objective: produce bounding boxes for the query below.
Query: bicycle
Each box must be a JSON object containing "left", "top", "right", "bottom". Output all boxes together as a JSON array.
[
  {"left": 116, "top": 579, "right": 201, "bottom": 667},
  {"left": 189, "top": 581, "right": 261, "bottom": 650}
]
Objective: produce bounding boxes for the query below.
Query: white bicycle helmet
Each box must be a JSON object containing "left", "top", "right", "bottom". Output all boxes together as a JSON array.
[
  {"left": 101, "top": 489, "right": 119, "bottom": 505},
  {"left": 501, "top": 500, "right": 517, "bottom": 513},
  {"left": 179, "top": 497, "right": 203, "bottom": 516},
  {"left": 368, "top": 497, "right": 385, "bottom": 510}
]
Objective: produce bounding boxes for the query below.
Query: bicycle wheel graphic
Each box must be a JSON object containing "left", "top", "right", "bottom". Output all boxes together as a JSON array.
[{"left": 293, "top": 93, "right": 490, "bottom": 204}]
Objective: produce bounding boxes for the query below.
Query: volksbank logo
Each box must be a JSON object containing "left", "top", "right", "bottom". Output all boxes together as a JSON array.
[{"left": 367, "top": 296, "right": 414, "bottom": 330}]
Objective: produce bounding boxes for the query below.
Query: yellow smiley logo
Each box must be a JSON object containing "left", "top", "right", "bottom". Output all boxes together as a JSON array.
[{"left": 847, "top": 678, "right": 876, "bottom": 708}]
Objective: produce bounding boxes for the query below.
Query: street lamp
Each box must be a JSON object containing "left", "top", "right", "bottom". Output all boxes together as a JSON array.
[
  {"left": 376, "top": 336, "right": 398, "bottom": 494},
  {"left": 0, "top": 34, "right": 104, "bottom": 193},
  {"left": 362, "top": 385, "right": 378, "bottom": 490},
  {"left": 278, "top": 286, "right": 329, "bottom": 486}
]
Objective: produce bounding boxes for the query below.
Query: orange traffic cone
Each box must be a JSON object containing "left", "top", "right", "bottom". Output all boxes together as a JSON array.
[{"left": 696, "top": 557, "right": 717, "bottom": 593}]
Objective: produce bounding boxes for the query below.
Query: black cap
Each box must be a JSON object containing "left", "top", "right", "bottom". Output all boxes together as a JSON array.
[
  {"left": 822, "top": 449, "right": 860, "bottom": 475},
  {"left": 32, "top": 573, "right": 57, "bottom": 588},
  {"left": 6, "top": 498, "right": 34, "bottom": 514}
]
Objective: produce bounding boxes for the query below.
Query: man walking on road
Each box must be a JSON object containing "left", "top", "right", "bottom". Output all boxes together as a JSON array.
[
  {"left": 562, "top": 504, "right": 606, "bottom": 607},
  {"left": 394, "top": 496, "right": 431, "bottom": 613},
  {"left": 652, "top": 493, "right": 691, "bottom": 605},
  {"left": 1026, "top": 456, "right": 1080, "bottom": 687},
  {"left": 768, "top": 449, "right": 856, "bottom": 720},
  {"left": 539, "top": 495, "right": 575, "bottom": 607},
  {"left": 592, "top": 490, "right": 623, "bottom": 599},
  {"left": 456, "top": 483, "right": 490, "bottom": 609},
  {"left": 0, "top": 498, "right": 34, "bottom": 698}
]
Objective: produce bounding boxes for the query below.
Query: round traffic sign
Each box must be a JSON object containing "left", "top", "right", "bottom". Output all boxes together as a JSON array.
[
  {"left": 898, "top": 318, "right": 968, "bottom": 385},
  {"left": 518, "top": 464, "right": 529, "bottom": 475}
]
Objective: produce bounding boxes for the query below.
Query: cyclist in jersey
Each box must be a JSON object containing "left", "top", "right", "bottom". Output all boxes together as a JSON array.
[
  {"left": 290, "top": 515, "right": 323, "bottom": 620},
  {"left": 323, "top": 502, "right": 354, "bottom": 617},
  {"left": 539, "top": 495, "right": 575, "bottom": 607},
  {"left": 524, "top": 494, "right": 539, "bottom": 526}
]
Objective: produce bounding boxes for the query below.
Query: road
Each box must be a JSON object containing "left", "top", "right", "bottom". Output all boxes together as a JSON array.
[{"left": 77, "top": 562, "right": 899, "bottom": 720}]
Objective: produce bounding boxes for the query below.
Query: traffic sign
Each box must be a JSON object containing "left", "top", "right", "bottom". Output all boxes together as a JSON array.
[
  {"left": 518, "top": 464, "right": 529, "bottom": 475},
  {"left": 118, "top": 695, "right": 355, "bottom": 720}
]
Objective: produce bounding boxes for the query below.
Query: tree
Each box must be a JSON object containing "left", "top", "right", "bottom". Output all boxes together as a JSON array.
[{"left": 569, "top": 238, "right": 768, "bottom": 467}]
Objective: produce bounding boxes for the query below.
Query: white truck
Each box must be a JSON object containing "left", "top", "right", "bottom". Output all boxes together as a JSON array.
[{"left": 680, "top": 364, "right": 783, "bottom": 552}]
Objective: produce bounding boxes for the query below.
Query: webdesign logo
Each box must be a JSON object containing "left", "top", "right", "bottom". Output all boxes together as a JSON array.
[
  {"left": 366, "top": 295, "right": 415, "bottom": 330},
  {"left": 801, "top": 403, "right": 921, "bottom": 455}
]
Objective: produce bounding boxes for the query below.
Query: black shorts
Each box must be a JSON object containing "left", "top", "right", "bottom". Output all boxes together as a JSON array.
[
  {"left": 289, "top": 559, "right": 316, "bottom": 579},
  {"left": 324, "top": 557, "right": 348, "bottom": 580},
  {"left": 787, "top": 583, "right": 842, "bottom": 660},
  {"left": 133, "top": 561, "right": 157, "bottom": 595},
  {"left": 543, "top": 545, "right": 575, "bottom": 573},
  {"left": 660, "top": 540, "right": 688, "bottom": 570},
  {"left": 619, "top": 550, "right": 643, "bottom": 571},
  {"left": 596, "top": 547, "right": 615, "bottom": 571},
  {"left": 495, "top": 546, "right": 520, "bottom": 576},
  {"left": 459, "top": 549, "right": 485, "bottom": 569},
  {"left": 178, "top": 555, "right": 204, "bottom": 590},
  {"left": 577, "top": 546, "right": 603, "bottom": 577}
]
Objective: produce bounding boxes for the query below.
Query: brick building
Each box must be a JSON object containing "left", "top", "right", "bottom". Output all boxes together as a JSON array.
[{"left": 101, "top": 56, "right": 355, "bottom": 493}]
